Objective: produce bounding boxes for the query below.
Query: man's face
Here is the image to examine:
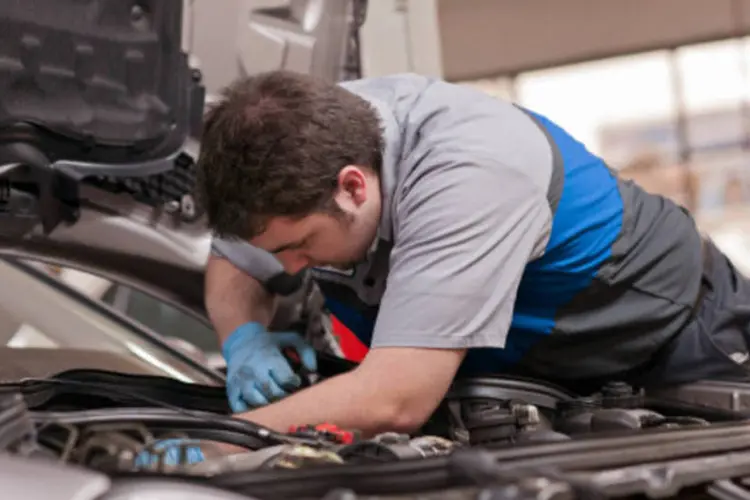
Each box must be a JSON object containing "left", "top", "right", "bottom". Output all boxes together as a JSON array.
[{"left": 249, "top": 166, "right": 381, "bottom": 274}]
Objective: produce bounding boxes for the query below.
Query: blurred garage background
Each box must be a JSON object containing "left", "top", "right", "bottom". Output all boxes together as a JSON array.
[{"left": 19, "top": 0, "right": 750, "bottom": 366}]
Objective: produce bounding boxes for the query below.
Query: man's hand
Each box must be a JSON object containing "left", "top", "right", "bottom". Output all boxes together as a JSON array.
[
  {"left": 224, "top": 322, "right": 317, "bottom": 412},
  {"left": 204, "top": 254, "right": 278, "bottom": 342},
  {"left": 134, "top": 438, "right": 204, "bottom": 468}
]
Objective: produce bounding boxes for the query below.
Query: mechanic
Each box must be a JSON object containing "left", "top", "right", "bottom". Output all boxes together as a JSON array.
[{"left": 140, "top": 70, "right": 750, "bottom": 465}]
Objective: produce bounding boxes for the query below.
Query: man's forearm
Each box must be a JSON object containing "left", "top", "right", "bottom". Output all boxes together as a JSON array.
[
  {"left": 205, "top": 254, "right": 277, "bottom": 342},
  {"left": 233, "top": 346, "right": 466, "bottom": 437},
  {"left": 236, "top": 370, "right": 415, "bottom": 437}
]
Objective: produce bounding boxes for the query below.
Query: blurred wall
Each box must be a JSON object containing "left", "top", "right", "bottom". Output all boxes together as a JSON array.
[
  {"left": 184, "top": 0, "right": 361, "bottom": 97},
  {"left": 618, "top": 154, "right": 698, "bottom": 212},
  {"left": 359, "top": 0, "right": 443, "bottom": 77},
  {"left": 183, "top": 0, "right": 444, "bottom": 98},
  {"left": 437, "top": 0, "right": 750, "bottom": 81}
]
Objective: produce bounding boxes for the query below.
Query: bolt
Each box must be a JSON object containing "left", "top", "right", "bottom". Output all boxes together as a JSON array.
[
  {"left": 180, "top": 194, "right": 195, "bottom": 219},
  {"left": 164, "top": 200, "right": 180, "bottom": 213},
  {"left": 131, "top": 4, "right": 145, "bottom": 21},
  {"left": 602, "top": 381, "right": 633, "bottom": 398}
]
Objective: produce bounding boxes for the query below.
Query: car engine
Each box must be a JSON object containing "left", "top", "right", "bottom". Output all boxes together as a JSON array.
[{"left": 3, "top": 354, "right": 750, "bottom": 500}]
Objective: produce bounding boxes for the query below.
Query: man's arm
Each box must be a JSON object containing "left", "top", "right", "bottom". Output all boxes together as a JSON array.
[
  {"left": 204, "top": 254, "right": 277, "bottom": 342},
  {"left": 232, "top": 159, "right": 552, "bottom": 436},
  {"left": 238, "top": 346, "right": 466, "bottom": 436},
  {"left": 205, "top": 241, "right": 318, "bottom": 411}
]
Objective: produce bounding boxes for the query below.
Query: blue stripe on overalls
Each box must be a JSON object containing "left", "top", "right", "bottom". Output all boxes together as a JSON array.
[
  {"left": 460, "top": 110, "right": 624, "bottom": 375},
  {"left": 324, "top": 110, "right": 624, "bottom": 374},
  {"left": 324, "top": 296, "right": 376, "bottom": 347}
]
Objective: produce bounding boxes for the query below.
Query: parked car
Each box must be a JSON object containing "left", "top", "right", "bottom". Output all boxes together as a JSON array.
[{"left": 1, "top": 1, "right": 750, "bottom": 499}]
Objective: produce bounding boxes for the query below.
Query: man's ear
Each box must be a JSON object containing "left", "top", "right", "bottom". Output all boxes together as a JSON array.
[{"left": 336, "top": 166, "right": 369, "bottom": 207}]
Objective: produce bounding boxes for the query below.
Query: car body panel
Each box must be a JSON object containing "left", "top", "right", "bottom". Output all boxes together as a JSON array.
[
  {"left": 0, "top": 257, "right": 221, "bottom": 384},
  {"left": 0, "top": 1, "right": 366, "bottom": 360}
]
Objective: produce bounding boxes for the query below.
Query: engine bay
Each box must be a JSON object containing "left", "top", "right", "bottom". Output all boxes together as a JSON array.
[{"left": 3, "top": 352, "right": 750, "bottom": 500}]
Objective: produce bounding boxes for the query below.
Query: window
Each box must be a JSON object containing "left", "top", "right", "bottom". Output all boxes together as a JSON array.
[
  {"left": 101, "top": 284, "right": 219, "bottom": 356},
  {"left": 0, "top": 259, "right": 218, "bottom": 384},
  {"left": 515, "top": 50, "right": 678, "bottom": 166},
  {"left": 32, "top": 265, "right": 224, "bottom": 369},
  {"left": 462, "top": 38, "right": 750, "bottom": 218},
  {"left": 675, "top": 38, "right": 750, "bottom": 213}
]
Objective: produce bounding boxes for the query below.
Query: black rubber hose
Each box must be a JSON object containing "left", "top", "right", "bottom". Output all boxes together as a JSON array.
[
  {"left": 644, "top": 396, "right": 747, "bottom": 422},
  {"left": 212, "top": 454, "right": 466, "bottom": 499},
  {"left": 30, "top": 408, "right": 283, "bottom": 449}
]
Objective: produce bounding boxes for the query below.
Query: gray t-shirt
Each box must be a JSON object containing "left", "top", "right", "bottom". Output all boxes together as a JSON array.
[{"left": 213, "top": 74, "right": 553, "bottom": 351}]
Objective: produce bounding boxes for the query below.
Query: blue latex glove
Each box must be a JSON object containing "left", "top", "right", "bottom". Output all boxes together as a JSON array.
[
  {"left": 134, "top": 438, "right": 205, "bottom": 468},
  {"left": 223, "top": 321, "right": 317, "bottom": 412}
]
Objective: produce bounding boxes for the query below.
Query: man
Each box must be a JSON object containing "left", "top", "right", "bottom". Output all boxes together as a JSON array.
[{"left": 143, "top": 70, "right": 750, "bottom": 464}]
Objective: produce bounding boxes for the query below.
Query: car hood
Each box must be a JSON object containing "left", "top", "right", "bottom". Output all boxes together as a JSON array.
[{"left": 0, "top": 0, "right": 367, "bottom": 325}]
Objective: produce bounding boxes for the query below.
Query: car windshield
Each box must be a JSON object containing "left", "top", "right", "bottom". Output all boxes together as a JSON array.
[{"left": 0, "top": 257, "right": 222, "bottom": 386}]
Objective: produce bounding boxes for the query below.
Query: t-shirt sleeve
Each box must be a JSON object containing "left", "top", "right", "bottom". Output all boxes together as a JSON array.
[
  {"left": 211, "top": 238, "right": 309, "bottom": 296},
  {"left": 371, "top": 160, "right": 552, "bottom": 350},
  {"left": 210, "top": 237, "right": 285, "bottom": 283}
]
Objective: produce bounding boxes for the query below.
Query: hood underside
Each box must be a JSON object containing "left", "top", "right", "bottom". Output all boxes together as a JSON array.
[{"left": 0, "top": 0, "right": 367, "bottom": 325}]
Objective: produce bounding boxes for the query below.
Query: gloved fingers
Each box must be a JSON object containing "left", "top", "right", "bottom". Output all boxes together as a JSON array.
[
  {"left": 298, "top": 345, "right": 318, "bottom": 373},
  {"left": 134, "top": 439, "right": 205, "bottom": 467},
  {"left": 135, "top": 451, "right": 159, "bottom": 468},
  {"left": 227, "top": 383, "right": 249, "bottom": 413},
  {"left": 176, "top": 445, "right": 205, "bottom": 465},
  {"left": 232, "top": 372, "right": 290, "bottom": 410},
  {"left": 269, "top": 362, "right": 302, "bottom": 391},
  {"left": 240, "top": 381, "right": 271, "bottom": 408},
  {"left": 157, "top": 445, "right": 204, "bottom": 465},
  {"left": 222, "top": 322, "right": 267, "bottom": 361},
  {"left": 258, "top": 375, "right": 290, "bottom": 401},
  {"left": 149, "top": 437, "right": 188, "bottom": 450},
  {"left": 275, "top": 332, "right": 318, "bottom": 372}
]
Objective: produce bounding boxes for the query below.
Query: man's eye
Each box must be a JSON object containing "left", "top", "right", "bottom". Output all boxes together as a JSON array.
[{"left": 280, "top": 242, "right": 306, "bottom": 254}]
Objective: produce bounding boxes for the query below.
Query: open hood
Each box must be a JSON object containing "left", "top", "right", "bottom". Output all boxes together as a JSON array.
[{"left": 0, "top": 0, "right": 367, "bottom": 325}]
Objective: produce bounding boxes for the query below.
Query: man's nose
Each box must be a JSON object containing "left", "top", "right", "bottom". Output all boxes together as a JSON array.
[{"left": 280, "top": 252, "right": 310, "bottom": 275}]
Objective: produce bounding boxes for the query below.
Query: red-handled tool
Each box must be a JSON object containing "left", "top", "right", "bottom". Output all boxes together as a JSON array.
[
  {"left": 283, "top": 347, "right": 309, "bottom": 376},
  {"left": 282, "top": 347, "right": 319, "bottom": 386},
  {"left": 288, "top": 423, "right": 359, "bottom": 445}
]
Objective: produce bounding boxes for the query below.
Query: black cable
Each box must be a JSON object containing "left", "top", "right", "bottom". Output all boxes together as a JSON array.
[
  {"left": 1, "top": 378, "right": 284, "bottom": 447},
  {"left": 5, "top": 377, "right": 219, "bottom": 415},
  {"left": 31, "top": 409, "right": 274, "bottom": 451},
  {"left": 214, "top": 455, "right": 459, "bottom": 499}
]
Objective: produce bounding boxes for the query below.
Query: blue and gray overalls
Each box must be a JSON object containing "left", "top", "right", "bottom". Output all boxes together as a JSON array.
[{"left": 213, "top": 73, "right": 750, "bottom": 390}]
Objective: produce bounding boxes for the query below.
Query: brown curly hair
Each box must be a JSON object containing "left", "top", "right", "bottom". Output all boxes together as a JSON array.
[{"left": 196, "top": 70, "right": 384, "bottom": 240}]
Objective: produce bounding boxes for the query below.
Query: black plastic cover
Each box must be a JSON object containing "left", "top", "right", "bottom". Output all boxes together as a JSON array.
[{"left": 0, "top": 0, "right": 201, "bottom": 161}]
